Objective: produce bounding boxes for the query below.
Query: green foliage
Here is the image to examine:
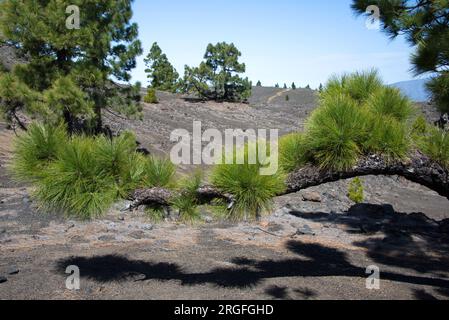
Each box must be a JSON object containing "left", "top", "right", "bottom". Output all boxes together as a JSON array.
[
  {"left": 283, "top": 83, "right": 287, "bottom": 89},
  {"left": 411, "top": 115, "right": 429, "bottom": 138},
  {"left": 348, "top": 177, "right": 364, "bottom": 204},
  {"left": 309, "top": 71, "right": 414, "bottom": 168},
  {"left": 144, "top": 88, "right": 158, "bottom": 104},
  {"left": 182, "top": 42, "right": 251, "bottom": 102},
  {"left": 279, "top": 133, "right": 308, "bottom": 172},
  {"left": 366, "top": 86, "right": 415, "bottom": 122},
  {"left": 211, "top": 143, "right": 286, "bottom": 221},
  {"left": 143, "top": 155, "right": 176, "bottom": 188},
  {"left": 256, "top": 80, "right": 262, "bottom": 87},
  {"left": 419, "top": 126, "right": 449, "bottom": 169},
  {"left": 11, "top": 122, "right": 67, "bottom": 182},
  {"left": 285, "top": 95, "right": 289, "bottom": 101},
  {"left": 364, "top": 117, "right": 410, "bottom": 161},
  {"left": 34, "top": 136, "right": 117, "bottom": 219},
  {"left": 11, "top": 122, "right": 177, "bottom": 218},
  {"left": 321, "top": 70, "right": 383, "bottom": 104},
  {"left": 0, "top": 0, "right": 143, "bottom": 131},
  {"left": 427, "top": 72, "right": 449, "bottom": 114},
  {"left": 0, "top": 72, "right": 41, "bottom": 123},
  {"left": 275, "top": 83, "right": 280, "bottom": 88},
  {"left": 305, "top": 94, "right": 367, "bottom": 170},
  {"left": 292, "top": 82, "right": 296, "bottom": 90},
  {"left": 144, "top": 42, "right": 179, "bottom": 93},
  {"left": 352, "top": 0, "right": 449, "bottom": 113},
  {"left": 171, "top": 171, "right": 203, "bottom": 222}
]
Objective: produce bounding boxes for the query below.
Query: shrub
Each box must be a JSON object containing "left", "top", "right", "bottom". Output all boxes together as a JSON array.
[
  {"left": 285, "top": 95, "right": 289, "bottom": 101},
  {"left": 279, "top": 133, "right": 309, "bottom": 172},
  {"left": 211, "top": 143, "right": 286, "bottom": 221},
  {"left": 419, "top": 126, "right": 449, "bottom": 169},
  {"left": 411, "top": 115, "right": 428, "bottom": 137},
  {"left": 13, "top": 123, "right": 178, "bottom": 219},
  {"left": 11, "top": 122, "right": 67, "bottom": 182},
  {"left": 364, "top": 117, "right": 410, "bottom": 161},
  {"left": 427, "top": 72, "right": 449, "bottom": 114},
  {"left": 305, "top": 94, "right": 368, "bottom": 170},
  {"left": 34, "top": 136, "right": 117, "bottom": 219},
  {"left": 171, "top": 170, "right": 203, "bottom": 222},
  {"left": 348, "top": 177, "right": 364, "bottom": 203},
  {"left": 367, "top": 87, "right": 415, "bottom": 122},
  {"left": 144, "top": 155, "right": 176, "bottom": 188},
  {"left": 144, "top": 88, "right": 158, "bottom": 104},
  {"left": 322, "top": 70, "right": 383, "bottom": 104}
]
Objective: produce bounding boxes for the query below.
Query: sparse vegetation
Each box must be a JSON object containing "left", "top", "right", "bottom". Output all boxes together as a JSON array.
[
  {"left": 10, "top": 124, "right": 175, "bottom": 219},
  {"left": 279, "top": 133, "right": 308, "bottom": 172},
  {"left": 211, "top": 143, "right": 286, "bottom": 221},
  {"left": 144, "top": 42, "right": 180, "bottom": 93},
  {"left": 171, "top": 171, "right": 203, "bottom": 222},
  {"left": 348, "top": 177, "right": 364, "bottom": 203},
  {"left": 419, "top": 126, "right": 449, "bottom": 169},
  {"left": 0, "top": 0, "right": 143, "bottom": 133},
  {"left": 352, "top": 0, "right": 449, "bottom": 113},
  {"left": 144, "top": 88, "right": 159, "bottom": 104},
  {"left": 182, "top": 42, "right": 251, "bottom": 102},
  {"left": 11, "top": 123, "right": 67, "bottom": 182}
]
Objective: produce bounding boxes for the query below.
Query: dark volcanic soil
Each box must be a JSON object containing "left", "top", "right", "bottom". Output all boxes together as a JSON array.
[{"left": 1, "top": 90, "right": 449, "bottom": 300}]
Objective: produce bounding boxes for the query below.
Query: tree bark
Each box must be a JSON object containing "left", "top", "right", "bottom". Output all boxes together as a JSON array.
[
  {"left": 286, "top": 152, "right": 449, "bottom": 199},
  {"left": 129, "top": 152, "right": 449, "bottom": 209}
]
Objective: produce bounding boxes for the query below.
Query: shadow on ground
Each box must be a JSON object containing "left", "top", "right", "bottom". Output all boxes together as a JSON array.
[
  {"left": 56, "top": 206, "right": 449, "bottom": 291},
  {"left": 289, "top": 203, "right": 449, "bottom": 275}
]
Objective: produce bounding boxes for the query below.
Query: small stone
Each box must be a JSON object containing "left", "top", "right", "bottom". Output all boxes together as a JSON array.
[
  {"left": 128, "top": 231, "right": 145, "bottom": 240},
  {"left": 0, "top": 228, "right": 5, "bottom": 235},
  {"left": 204, "top": 216, "right": 213, "bottom": 223},
  {"left": 296, "top": 225, "right": 316, "bottom": 236},
  {"left": 141, "top": 224, "right": 153, "bottom": 231},
  {"left": 65, "top": 223, "right": 75, "bottom": 232},
  {"left": 0, "top": 199, "right": 4, "bottom": 204},
  {"left": 302, "top": 191, "right": 322, "bottom": 203},
  {"left": 98, "top": 235, "right": 115, "bottom": 242},
  {"left": 108, "top": 222, "right": 116, "bottom": 229},
  {"left": 22, "top": 197, "right": 31, "bottom": 204},
  {"left": 7, "top": 266, "right": 19, "bottom": 275},
  {"left": 0, "top": 276, "right": 7, "bottom": 284},
  {"left": 118, "top": 216, "right": 125, "bottom": 221}
]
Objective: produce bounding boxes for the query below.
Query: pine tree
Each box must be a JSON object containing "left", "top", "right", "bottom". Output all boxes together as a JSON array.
[
  {"left": 275, "top": 83, "right": 280, "bottom": 88},
  {"left": 306, "top": 84, "right": 311, "bottom": 89},
  {"left": 319, "top": 83, "right": 323, "bottom": 92},
  {"left": 256, "top": 80, "right": 262, "bottom": 87},
  {"left": 283, "top": 83, "right": 287, "bottom": 89},
  {"left": 182, "top": 42, "right": 251, "bottom": 101},
  {"left": 352, "top": 0, "right": 449, "bottom": 113},
  {"left": 292, "top": 82, "right": 296, "bottom": 90},
  {"left": 0, "top": 0, "right": 142, "bottom": 133},
  {"left": 144, "top": 42, "right": 179, "bottom": 93}
]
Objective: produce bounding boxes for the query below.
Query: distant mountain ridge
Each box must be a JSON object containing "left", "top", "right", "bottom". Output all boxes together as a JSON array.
[{"left": 390, "top": 79, "right": 430, "bottom": 102}]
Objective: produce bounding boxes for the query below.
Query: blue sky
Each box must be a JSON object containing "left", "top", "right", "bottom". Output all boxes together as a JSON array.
[{"left": 130, "top": 0, "right": 422, "bottom": 88}]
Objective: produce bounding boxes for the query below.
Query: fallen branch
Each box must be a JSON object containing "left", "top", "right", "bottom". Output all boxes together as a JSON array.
[
  {"left": 129, "top": 152, "right": 449, "bottom": 210},
  {"left": 130, "top": 185, "right": 235, "bottom": 210},
  {"left": 286, "top": 152, "right": 449, "bottom": 199}
]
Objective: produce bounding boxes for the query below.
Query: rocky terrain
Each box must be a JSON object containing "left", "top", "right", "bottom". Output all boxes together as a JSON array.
[{"left": 1, "top": 89, "right": 449, "bottom": 300}]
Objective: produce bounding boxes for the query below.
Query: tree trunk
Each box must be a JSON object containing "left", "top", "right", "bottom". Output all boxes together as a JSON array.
[{"left": 129, "top": 152, "right": 449, "bottom": 210}]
